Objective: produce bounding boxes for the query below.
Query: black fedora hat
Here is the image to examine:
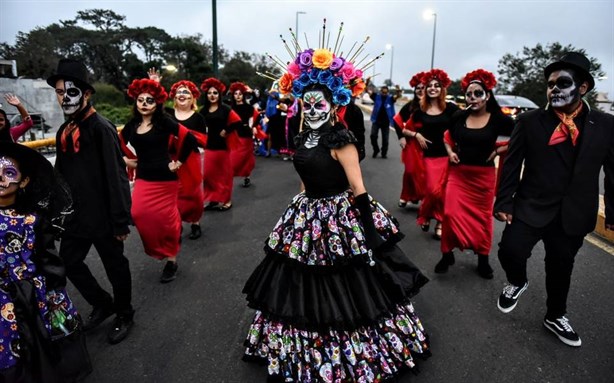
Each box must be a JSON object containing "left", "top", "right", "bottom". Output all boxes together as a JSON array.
[
  {"left": 46, "top": 59, "right": 96, "bottom": 94},
  {"left": 544, "top": 52, "right": 595, "bottom": 92}
]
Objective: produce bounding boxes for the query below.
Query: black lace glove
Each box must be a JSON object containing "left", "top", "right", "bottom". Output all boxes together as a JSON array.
[{"left": 354, "top": 193, "right": 385, "bottom": 265}]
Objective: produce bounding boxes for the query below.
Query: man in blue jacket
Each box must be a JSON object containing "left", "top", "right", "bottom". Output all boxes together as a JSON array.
[{"left": 369, "top": 84, "right": 400, "bottom": 158}]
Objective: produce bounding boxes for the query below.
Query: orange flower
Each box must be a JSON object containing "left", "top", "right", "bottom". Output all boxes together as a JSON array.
[
  {"left": 278, "top": 73, "right": 294, "bottom": 94},
  {"left": 351, "top": 78, "right": 366, "bottom": 97},
  {"left": 312, "top": 49, "right": 333, "bottom": 69}
]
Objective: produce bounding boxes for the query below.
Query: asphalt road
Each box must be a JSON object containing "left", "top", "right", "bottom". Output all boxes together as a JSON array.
[{"left": 73, "top": 112, "right": 614, "bottom": 383}]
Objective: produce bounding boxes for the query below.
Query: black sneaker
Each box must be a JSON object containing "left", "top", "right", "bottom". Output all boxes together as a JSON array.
[
  {"left": 83, "top": 306, "right": 114, "bottom": 331},
  {"left": 543, "top": 316, "right": 582, "bottom": 347},
  {"left": 107, "top": 314, "right": 134, "bottom": 345},
  {"left": 497, "top": 282, "right": 529, "bottom": 313},
  {"left": 160, "top": 261, "right": 178, "bottom": 283},
  {"left": 242, "top": 177, "right": 251, "bottom": 187},
  {"left": 188, "top": 224, "right": 202, "bottom": 240}
]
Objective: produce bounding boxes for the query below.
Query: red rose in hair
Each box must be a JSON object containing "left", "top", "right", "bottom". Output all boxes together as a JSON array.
[
  {"left": 127, "top": 78, "right": 168, "bottom": 104},
  {"left": 229, "top": 81, "right": 248, "bottom": 95},
  {"left": 423, "top": 69, "right": 452, "bottom": 89},
  {"left": 200, "top": 77, "right": 227, "bottom": 94},
  {"left": 461, "top": 69, "right": 497, "bottom": 92},
  {"left": 170, "top": 80, "right": 200, "bottom": 99},
  {"left": 409, "top": 71, "right": 427, "bottom": 88}
]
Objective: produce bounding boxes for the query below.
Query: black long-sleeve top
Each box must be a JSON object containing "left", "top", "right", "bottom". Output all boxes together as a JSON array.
[
  {"left": 412, "top": 102, "right": 459, "bottom": 158},
  {"left": 448, "top": 111, "right": 515, "bottom": 167},
  {"left": 232, "top": 103, "right": 257, "bottom": 138},
  {"left": 54, "top": 105, "right": 132, "bottom": 238},
  {"left": 200, "top": 104, "right": 241, "bottom": 150},
  {"left": 121, "top": 116, "right": 197, "bottom": 181}
]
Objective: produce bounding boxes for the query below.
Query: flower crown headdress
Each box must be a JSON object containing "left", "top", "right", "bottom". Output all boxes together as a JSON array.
[
  {"left": 409, "top": 72, "right": 428, "bottom": 88},
  {"left": 200, "top": 77, "right": 227, "bottom": 94},
  {"left": 461, "top": 69, "right": 497, "bottom": 92},
  {"left": 170, "top": 80, "right": 201, "bottom": 99},
  {"left": 229, "top": 81, "right": 248, "bottom": 94},
  {"left": 422, "top": 69, "right": 452, "bottom": 89},
  {"left": 127, "top": 79, "right": 168, "bottom": 104},
  {"left": 258, "top": 19, "right": 383, "bottom": 106}
]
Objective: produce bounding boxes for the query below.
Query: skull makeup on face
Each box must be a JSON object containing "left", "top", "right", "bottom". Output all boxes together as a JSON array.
[
  {"left": 547, "top": 69, "right": 580, "bottom": 108},
  {"left": 56, "top": 80, "right": 84, "bottom": 116},
  {"left": 0, "top": 157, "right": 21, "bottom": 188},
  {"left": 303, "top": 90, "right": 332, "bottom": 130}
]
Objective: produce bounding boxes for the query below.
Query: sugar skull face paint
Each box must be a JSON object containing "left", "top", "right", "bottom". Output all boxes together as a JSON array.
[
  {"left": 0, "top": 156, "right": 21, "bottom": 188},
  {"left": 302, "top": 90, "right": 331, "bottom": 130},
  {"left": 55, "top": 80, "right": 84, "bottom": 116},
  {"left": 465, "top": 82, "right": 489, "bottom": 112},
  {"left": 136, "top": 92, "right": 156, "bottom": 117},
  {"left": 547, "top": 69, "right": 580, "bottom": 108}
]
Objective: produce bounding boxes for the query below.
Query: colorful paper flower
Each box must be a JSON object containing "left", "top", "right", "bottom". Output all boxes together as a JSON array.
[{"left": 312, "top": 48, "right": 334, "bottom": 69}]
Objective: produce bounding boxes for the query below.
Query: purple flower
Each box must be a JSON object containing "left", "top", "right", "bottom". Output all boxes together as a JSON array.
[
  {"left": 296, "top": 49, "right": 314, "bottom": 70},
  {"left": 329, "top": 57, "right": 345, "bottom": 72}
]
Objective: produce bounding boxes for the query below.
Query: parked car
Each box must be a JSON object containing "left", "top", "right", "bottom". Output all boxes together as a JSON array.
[{"left": 495, "top": 95, "right": 539, "bottom": 120}]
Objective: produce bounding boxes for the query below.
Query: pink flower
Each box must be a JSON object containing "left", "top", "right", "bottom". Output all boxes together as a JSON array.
[
  {"left": 340, "top": 62, "right": 356, "bottom": 82},
  {"left": 287, "top": 62, "right": 301, "bottom": 79}
]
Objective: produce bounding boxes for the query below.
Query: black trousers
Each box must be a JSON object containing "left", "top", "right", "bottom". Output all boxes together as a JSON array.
[
  {"left": 497, "top": 215, "right": 584, "bottom": 318},
  {"left": 59, "top": 235, "right": 133, "bottom": 316},
  {"left": 370, "top": 122, "right": 390, "bottom": 156}
]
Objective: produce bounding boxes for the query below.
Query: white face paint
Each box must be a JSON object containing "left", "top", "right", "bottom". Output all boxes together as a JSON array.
[
  {"left": 464, "top": 83, "right": 489, "bottom": 112},
  {"left": 302, "top": 90, "right": 332, "bottom": 130},
  {"left": 547, "top": 69, "right": 579, "bottom": 108},
  {"left": 55, "top": 80, "right": 84, "bottom": 116}
]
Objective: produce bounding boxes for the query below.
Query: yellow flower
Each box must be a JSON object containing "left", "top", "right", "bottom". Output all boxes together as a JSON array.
[{"left": 312, "top": 49, "right": 333, "bottom": 69}]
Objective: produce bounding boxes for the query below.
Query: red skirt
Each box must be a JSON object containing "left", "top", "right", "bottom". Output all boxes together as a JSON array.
[
  {"left": 230, "top": 136, "right": 255, "bottom": 177},
  {"left": 441, "top": 164, "right": 496, "bottom": 254},
  {"left": 178, "top": 152, "right": 204, "bottom": 222},
  {"left": 132, "top": 179, "right": 181, "bottom": 260},
  {"left": 203, "top": 149, "right": 233, "bottom": 203},
  {"left": 400, "top": 143, "right": 425, "bottom": 202},
  {"left": 417, "top": 156, "right": 448, "bottom": 225}
]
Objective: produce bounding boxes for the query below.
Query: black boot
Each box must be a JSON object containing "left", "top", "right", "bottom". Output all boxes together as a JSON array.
[
  {"left": 160, "top": 261, "right": 178, "bottom": 283},
  {"left": 477, "top": 254, "right": 494, "bottom": 279},
  {"left": 434, "top": 252, "right": 455, "bottom": 273},
  {"left": 188, "top": 224, "right": 202, "bottom": 240}
]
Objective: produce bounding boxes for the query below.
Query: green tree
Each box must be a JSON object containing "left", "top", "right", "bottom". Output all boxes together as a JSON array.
[{"left": 497, "top": 43, "right": 605, "bottom": 107}]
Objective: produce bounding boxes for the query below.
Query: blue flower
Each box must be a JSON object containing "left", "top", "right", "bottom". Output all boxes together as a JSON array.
[
  {"left": 327, "top": 76, "right": 344, "bottom": 92},
  {"left": 317, "top": 70, "right": 333, "bottom": 85},
  {"left": 297, "top": 73, "right": 311, "bottom": 87},
  {"left": 292, "top": 82, "right": 304, "bottom": 98},
  {"left": 309, "top": 68, "right": 321, "bottom": 83},
  {"left": 333, "top": 88, "right": 352, "bottom": 106}
]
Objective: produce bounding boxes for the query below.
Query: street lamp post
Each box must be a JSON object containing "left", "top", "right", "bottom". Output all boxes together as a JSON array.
[
  {"left": 423, "top": 10, "right": 437, "bottom": 69},
  {"left": 296, "top": 11, "right": 306, "bottom": 42},
  {"left": 386, "top": 44, "right": 394, "bottom": 86}
]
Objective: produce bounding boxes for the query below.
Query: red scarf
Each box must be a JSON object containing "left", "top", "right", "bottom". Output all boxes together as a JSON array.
[
  {"left": 549, "top": 102, "right": 582, "bottom": 146},
  {"left": 60, "top": 106, "right": 97, "bottom": 153}
]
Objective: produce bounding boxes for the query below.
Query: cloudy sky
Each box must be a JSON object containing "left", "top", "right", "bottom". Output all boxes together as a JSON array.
[{"left": 1, "top": 0, "right": 613, "bottom": 100}]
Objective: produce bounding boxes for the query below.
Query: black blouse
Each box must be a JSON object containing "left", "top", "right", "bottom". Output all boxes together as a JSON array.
[
  {"left": 199, "top": 104, "right": 239, "bottom": 150},
  {"left": 413, "top": 102, "right": 459, "bottom": 158},
  {"left": 232, "top": 103, "right": 256, "bottom": 138}
]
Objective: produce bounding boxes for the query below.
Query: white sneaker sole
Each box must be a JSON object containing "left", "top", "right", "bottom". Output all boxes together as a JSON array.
[
  {"left": 497, "top": 282, "right": 529, "bottom": 314},
  {"left": 543, "top": 321, "right": 582, "bottom": 347}
]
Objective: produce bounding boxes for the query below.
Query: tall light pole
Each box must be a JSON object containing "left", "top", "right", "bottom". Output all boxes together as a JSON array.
[
  {"left": 212, "top": 0, "right": 219, "bottom": 77},
  {"left": 296, "top": 11, "right": 306, "bottom": 42},
  {"left": 386, "top": 44, "right": 394, "bottom": 86},
  {"left": 423, "top": 10, "right": 437, "bottom": 69}
]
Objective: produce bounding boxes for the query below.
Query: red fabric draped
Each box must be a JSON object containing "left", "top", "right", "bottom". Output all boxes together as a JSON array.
[
  {"left": 417, "top": 156, "right": 448, "bottom": 225},
  {"left": 118, "top": 133, "right": 137, "bottom": 181},
  {"left": 132, "top": 179, "right": 181, "bottom": 259},
  {"left": 441, "top": 164, "right": 496, "bottom": 254},
  {"left": 397, "top": 116, "right": 425, "bottom": 202},
  {"left": 231, "top": 136, "right": 256, "bottom": 177},
  {"left": 203, "top": 149, "right": 233, "bottom": 203}
]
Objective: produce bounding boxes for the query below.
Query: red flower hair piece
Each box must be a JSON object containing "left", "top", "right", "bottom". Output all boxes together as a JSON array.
[
  {"left": 409, "top": 71, "right": 427, "bottom": 88},
  {"left": 461, "top": 69, "right": 497, "bottom": 91},
  {"left": 170, "top": 80, "right": 200, "bottom": 99},
  {"left": 423, "top": 69, "right": 452, "bottom": 89},
  {"left": 229, "top": 81, "right": 248, "bottom": 94},
  {"left": 200, "top": 77, "right": 226, "bottom": 94},
  {"left": 127, "top": 79, "right": 168, "bottom": 104}
]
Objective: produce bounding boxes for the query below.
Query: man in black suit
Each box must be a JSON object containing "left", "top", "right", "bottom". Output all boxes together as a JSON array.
[{"left": 494, "top": 52, "right": 614, "bottom": 347}]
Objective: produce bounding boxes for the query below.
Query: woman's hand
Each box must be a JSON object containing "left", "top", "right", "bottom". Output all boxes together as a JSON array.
[
  {"left": 168, "top": 160, "right": 182, "bottom": 172},
  {"left": 448, "top": 152, "right": 460, "bottom": 164},
  {"left": 148, "top": 67, "right": 162, "bottom": 83},
  {"left": 415, "top": 132, "right": 431, "bottom": 150},
  {"left": 124, "top": 157, "right": 137, "bottom": 169},
  {"left": 220, "top": 129, "right": 227, "bottom": 138},
  {"left": 4, "top": 93, "right": 21, "bottom": 106},
  {"left": 399, "top": 137, "right": 407, "bottom": 149}
]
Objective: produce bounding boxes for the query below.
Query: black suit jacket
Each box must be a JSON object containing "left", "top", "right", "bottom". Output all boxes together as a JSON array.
[{"left": 495, "top": 103, "right": 614, "bottom": 236}]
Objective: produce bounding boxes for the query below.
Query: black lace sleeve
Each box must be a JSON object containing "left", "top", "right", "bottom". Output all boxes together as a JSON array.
[{"left": 321, "top": 123, "right": 358, "bottom": 149}]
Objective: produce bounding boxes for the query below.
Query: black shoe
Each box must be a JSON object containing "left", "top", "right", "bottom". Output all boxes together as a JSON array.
[
  {"left": 434, "top": 252, "right": 455, "bottom": 273},
  {"left": 543, "top": 316, "right": 582, "bottom": 347},
  {"left": 398, "top": 199, "right": 407, "bottom": 208},
  {"left": 160, "top": 261, "right": 178, "bottom": 283},
  {"left": 204, "top": 202, "right": 221, "bottom": 211},
  {"left": 83, "top": 306, "right": 114, "bottom": 331},
  {"left": 107, "top": 314, "right": 134, "bottom": 345},
  {"left": 372, "top": 149, "right": 379, "bottom": 158},
  {"left": 497, "top": 281, "right": 529, "bottom": 313},
  {"left": 242, "top": 177, "right": 251, "bottom": 187},
  {"left": 420, "top": 223, "right": 430, "bottom": 232},
  {"left": 188, "top": 224, "right": 201, "bottom": 240},
  {"left": 477, "top": 255, "right": 494, "bottom": 279},
  {"left": 381, "top": 153, "right": 387, "bottom": 159}
]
